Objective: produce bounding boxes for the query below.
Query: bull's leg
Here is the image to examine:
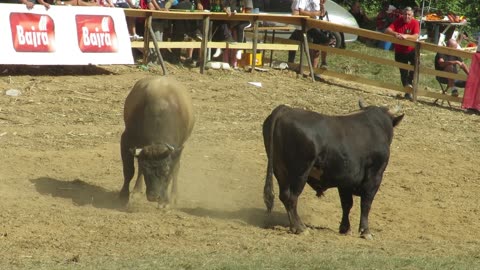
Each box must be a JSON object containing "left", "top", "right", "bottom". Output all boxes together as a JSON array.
[
  {"left": 132, "top": 166, "right": 144, "bottom": 193},
  {"left": 169, "top": 160, "right": 181, "bottom": 206},
  {"left": 278, "top": 176, "right": 307, "bottom": 234},
  {"left": 338, "top": 188, "right": 353, "bottom": 235},
  {"left": 120, "top": 133, "right": 135, "bottom": 206},
  {"left": 359, "top": 166, "right": 385, "bottom": 240},
  {"left": 359, "top": 194, "right": 375, "bottom": 240}
]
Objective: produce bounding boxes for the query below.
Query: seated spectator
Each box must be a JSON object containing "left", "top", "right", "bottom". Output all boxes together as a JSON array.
[
  {"left": 58, "top": 0, "right": 100, "bottom": 6},
  {"left": 111, "top": 0, "right": 143, "bottom": 41},
  {"left": 18, "top": 0, "right": 50, "bottom": 9},
  {"left": 435, "top": 39, "right": 469, "bottom": 97},
  {"left": 349, "top": 1, "right": 369, "bottom": 29},
  {"left": 288, "top": 0, "right": 328, "bottom": 73},
  {"left": 171, "top": 0, "right": 204, "bottom": 66}
]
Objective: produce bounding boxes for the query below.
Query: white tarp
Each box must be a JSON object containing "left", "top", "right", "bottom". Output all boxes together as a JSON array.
[{"left": 0, "top": 4, "right": 133, "bottom": 65}]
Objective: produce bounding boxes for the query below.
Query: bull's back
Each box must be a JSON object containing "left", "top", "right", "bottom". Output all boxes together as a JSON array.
[{"left": 123, "top": 77, "right": 194, "bottom": 145}]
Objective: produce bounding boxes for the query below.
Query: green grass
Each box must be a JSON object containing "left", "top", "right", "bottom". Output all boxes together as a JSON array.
[
  {"left": 11, "top": 249, "right": 480, "bottom": 269},
  {"left": 275, "top": 40, "right": 471, "bottom": 95}
]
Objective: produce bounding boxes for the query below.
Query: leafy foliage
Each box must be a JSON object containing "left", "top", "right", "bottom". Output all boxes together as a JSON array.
[{"left": 333, "top": 0, "right": 480, "bottom": 33}]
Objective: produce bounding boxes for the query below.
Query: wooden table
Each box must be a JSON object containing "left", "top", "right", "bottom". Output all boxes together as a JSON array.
[{"left": 423, "top": 20, "right": 467, "bottom": 45}]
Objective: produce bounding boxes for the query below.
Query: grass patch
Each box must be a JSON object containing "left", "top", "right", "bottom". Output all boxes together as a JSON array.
[
  {"left": 274, "top": 40, "right": 471, "bottom": 96},
  {"left": 12, "top": 249, "right": 480, "bottom": 269}
]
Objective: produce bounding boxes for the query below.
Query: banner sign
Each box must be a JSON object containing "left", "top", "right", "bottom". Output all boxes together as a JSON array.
[{"left": 0, "top": 4, "right": 133, "bottom": 65}]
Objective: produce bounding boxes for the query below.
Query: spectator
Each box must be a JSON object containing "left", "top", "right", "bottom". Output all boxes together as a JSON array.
[
  {"left": 18, "top": 0, "right": 50, "bottom": 9},
  {"left": 462, "top": 52, "right": 480, "bottom": 114},
  {"left": 171, "top": 0, "right": 204, "bottom": 66},
  {"left": 288, "top": 0, "right": 329, "bottom": 76},
  {"left": 376, "top": 2, "right": 398, "bottom": 33},
  {"left": 110, "top": 0, "right": 143, "bottom": 41},
  {"left": 222, "top": 0, "right": 251, "bottom": 62},
  {"left": 435, "top": 39, "right": 469, "bottom": 97},
  {"left": 385, "top": 6, "right": 419, "bottom": 101},
  {"left": 349, "top": 1, "right": 369, "bottom": 29}
]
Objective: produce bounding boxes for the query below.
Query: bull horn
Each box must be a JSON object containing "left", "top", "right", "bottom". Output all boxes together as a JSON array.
[
  {"left": 389, "top": 104, "right": 402, "bottom": 114},
  {"left": 165, "top": 143, "right": 175, "bottom": 152},
  {"left": 358, "top": 98, "right": 366, "bottom": 109},
  {"left": 130, "top": 148, "right": 143, "bottom": 157}
]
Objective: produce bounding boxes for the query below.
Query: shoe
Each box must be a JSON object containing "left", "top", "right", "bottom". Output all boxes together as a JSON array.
[
  {"left": 407, "top": 84, "right": 413, "bottom": 89},
  {"left": 314, "top": 74, "right": 323, "bottom": 81},
  {"left": 465, "top": 108, "right": 480, "bottom": 115},
  {"left": 213, "top": 48, "right": 222, "bottom": 58},
  {"left": 192, "top": 30, "right": 203, "bottom": 41},
  {"left": 320, "top": 62, "right": 328, "bottom": 69},
  {"left": 236, "top": 50, "right": 243, "bottom": 60},
  {"left": 130, "top": 34, "right": 143, "bottom": 41},
  {"left": 451, "top": 88, "right": 459, "bottom": 97},
  {"left": 404, "top": 93, "right": 413, "bottom": 101}
]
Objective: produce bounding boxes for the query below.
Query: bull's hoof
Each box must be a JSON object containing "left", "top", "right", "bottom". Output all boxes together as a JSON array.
[
  {"left": 360, "top": 232, "right": 374, "bottom": 240},
  {"left": 118, "top": 193, "right": 130, "bottom": 207},
  {"left": 339, "top": 225, "right": 351, "bottom": 235},
  {"left": 156, "top": 202, "right": 170, "bottom": 209},
  {"left": 291, "top": 224, "right": 307, "bottom": 234}
]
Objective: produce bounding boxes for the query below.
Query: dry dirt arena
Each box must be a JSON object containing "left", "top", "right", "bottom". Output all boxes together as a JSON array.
[{"left": 0, "top": 63, "right": 479, "bottom": 269}]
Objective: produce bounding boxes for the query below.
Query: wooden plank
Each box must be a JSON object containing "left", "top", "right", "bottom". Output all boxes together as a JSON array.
[
  {"left": 123, "top": 9, "right": 306, "bottom": 25},
  {"left": 131, "top": 41, "right": 299, "bottom": 50},
  {"left": 420, "top": 66, "right": 468, "bottom": 81},
  {"left": 291, "top": 64, "right": 462, "bottom": 103}
]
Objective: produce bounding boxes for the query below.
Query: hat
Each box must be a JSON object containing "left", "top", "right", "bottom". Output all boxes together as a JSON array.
[{"left": 386, "top": 5, "right": 396, "bottom": 13}]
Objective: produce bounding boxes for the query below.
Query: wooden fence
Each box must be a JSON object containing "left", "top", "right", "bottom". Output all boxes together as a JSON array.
[{"left": 124, "top": 9, "right": 475, "bottom": 104}]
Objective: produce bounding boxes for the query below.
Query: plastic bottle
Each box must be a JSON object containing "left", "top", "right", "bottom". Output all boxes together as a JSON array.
[{"left": 190, "top": 0, "right": 195, "bottom": 12}]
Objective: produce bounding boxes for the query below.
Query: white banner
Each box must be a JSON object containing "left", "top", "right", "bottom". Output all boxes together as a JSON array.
[{"left": 0, "top": 4, "right": 133, "bottom": 65}]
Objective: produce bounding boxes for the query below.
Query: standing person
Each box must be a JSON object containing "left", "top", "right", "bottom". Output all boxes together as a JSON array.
[
  {"left": 435, "top": 39, "right": 469, "bottom": 97},
  {"left": 349, "top": 1, "right": 370, "bottom": 29},
  {"left": 288, "top": 0, "right": 329, "bottom": 75},
  {"left": 385, "top": 6, "right": 419, "bottom": 101}
]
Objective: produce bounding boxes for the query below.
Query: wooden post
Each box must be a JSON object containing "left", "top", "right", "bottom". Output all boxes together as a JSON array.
[
  {"left": 142, "top": 13, "right": 152, "bottom": 65},
  {"left": 148, "top": 16, "right": 167, "bottom": 75},
  {"left": 251, "top": 17, "right": 258, "bottom": 73},
  {"left": 269, "top": 30, "right": 276, "bottom": 67},
  {"left": 298, "top": 22, "right": 305, "bottom": 77},
  {"left": 412, "top": 42, "right": 421, "bottom": 102},
  {"left": 200, "top": 15, "right": 210, "bottom": 74},
  {"left": 302, "top": 33, "right": 315, "bottom": 82}
]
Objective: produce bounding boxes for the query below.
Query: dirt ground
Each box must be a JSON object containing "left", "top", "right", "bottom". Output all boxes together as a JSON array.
[{"left": 0, "top": 63, "right": 479, "bottom": 268}]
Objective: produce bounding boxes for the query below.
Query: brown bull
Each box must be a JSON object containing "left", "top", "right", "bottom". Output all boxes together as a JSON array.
[{"left": 119, "top": 77, "right": 194, "bottom": 207}]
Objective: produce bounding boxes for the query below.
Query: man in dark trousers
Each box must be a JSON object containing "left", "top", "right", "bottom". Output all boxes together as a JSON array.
[{"left": 385, "top": 6, "right": 419, "bottom": 101}]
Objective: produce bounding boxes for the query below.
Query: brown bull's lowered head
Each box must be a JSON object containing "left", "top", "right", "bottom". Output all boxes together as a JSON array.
[{"left": 131, "top": 143, "right": 176, "bottom": 204}]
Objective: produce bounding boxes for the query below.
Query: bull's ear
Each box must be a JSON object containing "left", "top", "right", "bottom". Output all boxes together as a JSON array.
[
  {"left": 130, "top": 148, "right": 143, "bottom": 157},
  {"left": 392, "top": 114, "right": 404, "bottom": 127}
]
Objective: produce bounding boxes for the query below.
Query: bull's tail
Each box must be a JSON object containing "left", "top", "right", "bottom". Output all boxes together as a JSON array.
[{"left": 263, "top": 105, "right": 287, "bottom": 213}]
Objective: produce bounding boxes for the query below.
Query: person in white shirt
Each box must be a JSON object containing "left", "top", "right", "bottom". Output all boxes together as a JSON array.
[{"left": 288, "top": 0, "right": 329, "bottom": 72}]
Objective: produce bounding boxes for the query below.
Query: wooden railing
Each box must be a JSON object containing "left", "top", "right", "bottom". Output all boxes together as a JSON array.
[{"left": 123, "top": 8, "right": 475, "bottom": 104}]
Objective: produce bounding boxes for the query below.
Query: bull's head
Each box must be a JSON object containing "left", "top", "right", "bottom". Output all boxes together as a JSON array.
[
  {"left": 131, "top": 143, "right": 177, "bottom": 204},
  {"left": 358, "top": 99, "right": 404, "bottom": 127}
]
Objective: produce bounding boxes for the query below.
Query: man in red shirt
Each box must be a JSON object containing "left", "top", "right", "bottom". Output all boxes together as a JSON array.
[{"left": 385, "top": 6, "right": 419, "bottom": 100}]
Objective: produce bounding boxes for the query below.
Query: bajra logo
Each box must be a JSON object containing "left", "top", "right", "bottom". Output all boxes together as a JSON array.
[
  {"left": 10, "top": 13, "right": 56, "bottom": 52},
  {"left": 76, "top": 15, "right": 118, "bottom": 53}
]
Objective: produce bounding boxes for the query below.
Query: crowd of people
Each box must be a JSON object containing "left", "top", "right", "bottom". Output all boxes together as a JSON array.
[
  {"left": 6, "top": 0, "right": 479, "bottom": 112},
  {"left": 7, "top": 0, "right": 254, "bottom": 67}
]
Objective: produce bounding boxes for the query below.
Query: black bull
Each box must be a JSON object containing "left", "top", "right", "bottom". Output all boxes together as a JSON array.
[
  {"left": 262, "top": 102, "right": 404, "bottom": 238},
  {"left": 119, "top": 77, "right": 194, "bottom": 207}
]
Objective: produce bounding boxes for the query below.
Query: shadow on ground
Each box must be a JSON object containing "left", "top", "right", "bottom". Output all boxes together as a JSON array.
[
  {"left": 2, "top": 65, "right": 116, "bottom": 76},
  {"left": 30, "top": 177, "right": 123, "bottom": 209},
  {"left": 180, "top": 206, "right": 290, "bottom": 229}
]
